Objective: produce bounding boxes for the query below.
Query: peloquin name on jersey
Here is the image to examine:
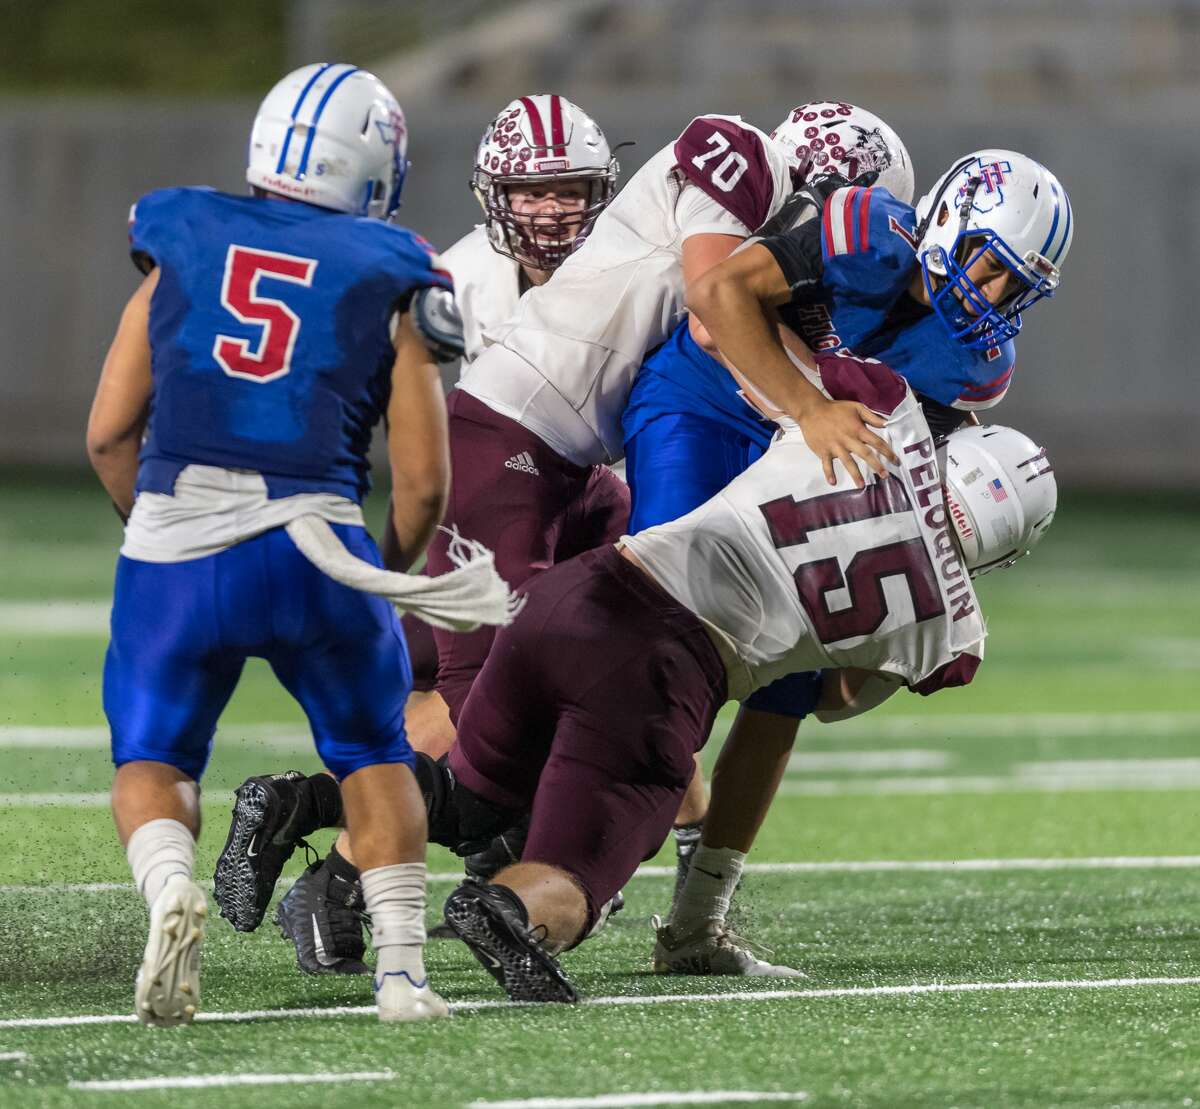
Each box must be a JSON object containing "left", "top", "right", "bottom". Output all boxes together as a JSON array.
[{"left": 903, "top": 436, "right": 975, "bottom": 622}]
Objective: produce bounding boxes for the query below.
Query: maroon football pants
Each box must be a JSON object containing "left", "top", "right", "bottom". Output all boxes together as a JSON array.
[
  {"left": 447, "top": 546, "right": 727, "bottom": 931},
  {"left": 424, "top": 389, "right": 629, "bottom": 721}
]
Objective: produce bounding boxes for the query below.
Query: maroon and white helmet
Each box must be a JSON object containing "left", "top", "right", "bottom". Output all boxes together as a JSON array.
[
  {"left": 471, "top": 94, "right": 618, "bottom": 270},
  {"left": 772, "top": 102, "right": 914, "bottom": 203}
]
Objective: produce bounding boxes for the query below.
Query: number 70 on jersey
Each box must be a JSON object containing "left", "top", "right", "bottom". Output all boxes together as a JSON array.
[{"left": 691, "top": 131, "right": 750, "bottom": 192}]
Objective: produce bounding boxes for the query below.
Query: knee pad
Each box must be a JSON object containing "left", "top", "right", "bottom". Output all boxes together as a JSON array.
[{"left": 414, "top": 752, "right": 519, "bottom": 851}]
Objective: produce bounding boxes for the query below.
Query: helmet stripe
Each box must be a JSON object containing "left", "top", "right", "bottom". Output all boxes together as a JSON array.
[
  {"left": 1053, "top": 186, "right": 1073, "bottom": 265},
  {"left": 296, "top": 64, "right": 361, "bottom": 179},
  {"left": 518, "top": 96, "right": 548, "bottom": 151},
  {"left": 1037, "top": 183, "right": 1062, "bottom": 262},
  {"left": 275, "top": 61, "right": 336, "bottom": 174},
  {"left": 548, "top": 94, "right": 567, "bottom": 157}
]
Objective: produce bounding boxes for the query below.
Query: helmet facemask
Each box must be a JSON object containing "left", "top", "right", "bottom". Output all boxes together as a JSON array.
[
  {"left": 473, "top": 168, "right": 615, "bottom": 271},
  {"left": 917, "top": 157, "right": 1066, "bottom": 351}
]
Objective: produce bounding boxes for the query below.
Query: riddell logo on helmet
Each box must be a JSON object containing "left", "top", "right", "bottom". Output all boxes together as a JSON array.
[
  {"left": 258, "top": 174, "right": 319, "bottom": 199},
  {"left": 947, "top": 493, "right": 974, "bottom": 541},
  {"left": 534, "top": 159, "right": 570, "bottom": 172}
]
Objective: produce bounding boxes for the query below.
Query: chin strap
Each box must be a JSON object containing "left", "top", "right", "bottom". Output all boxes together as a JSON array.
[{"left": 285, "top": 515, "right": 524, "bottom": 632}]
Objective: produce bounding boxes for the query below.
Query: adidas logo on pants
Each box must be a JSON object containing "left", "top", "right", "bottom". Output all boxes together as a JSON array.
[{"left": 504, "top": 451, "right": 540, "bottom": 475}]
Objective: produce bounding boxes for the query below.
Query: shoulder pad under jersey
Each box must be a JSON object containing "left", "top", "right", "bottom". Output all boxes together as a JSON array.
[
  {"left": 673, "top": 115, "right": 782, "bottom": 232},
  {"left": 128, "top": 186, "right": 215, "bottom": 275},
  {"left": 820, "top": 185, "right": 918, "bottom": 300}
]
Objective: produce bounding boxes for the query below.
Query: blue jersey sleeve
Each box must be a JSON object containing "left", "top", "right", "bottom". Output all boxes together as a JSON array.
[
  {"left": 820, "top": 186, "right": 917, "bottom": 304},
  {"left": 953, "top": 340, "right": 1015, "bottom": 411},
  {"left": 364, "top": 222, "right": 454, "bottom": 308},
  {"left": 128, "top": 187, "right": 213, "bottom": 275}
]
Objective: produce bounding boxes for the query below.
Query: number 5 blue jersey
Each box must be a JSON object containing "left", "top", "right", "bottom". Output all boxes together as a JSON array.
[
  {"left": 129, "top": 187, "right": 451, "bottom": 502},
  {"left": 762, "top": 185, "right": 1015, "bottom": 413}
]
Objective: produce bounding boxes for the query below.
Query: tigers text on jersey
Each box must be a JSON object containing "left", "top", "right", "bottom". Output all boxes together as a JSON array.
[
  {"left": 129, "top": 187, "right": 451, "bottom": 504},
  {"left": 458, "top": 115, "right": 794, "bottom": 467},
  {"left": 439, "top": 224, "right": 522, "bottom": 369},
  {"left": 623, "top": 363, "right": 985, "bottom": 700},
  {"left": 762, "top": 185, "right": 1017, "bottom": 412}
]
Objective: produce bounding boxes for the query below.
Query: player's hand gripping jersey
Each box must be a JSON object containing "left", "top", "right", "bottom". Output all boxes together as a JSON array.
[
  {"left": 129, "top": 187, "right": 451, "bottom": 504},
  {"left": 760, "top": 185, "right": 1016, "bottom": 414},
  {"left": 623, "top": 356, "right": 986, "bottom": 699},
  {"left": 458, "top": 115, "right": 794, "bottom": 467}
]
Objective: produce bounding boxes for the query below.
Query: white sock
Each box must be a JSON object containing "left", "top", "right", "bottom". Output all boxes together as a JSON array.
[
  {"left": 361, "top": 862, "right": 428, "bottom": 987},
  {"left": 670, "top": 844, "right": 745, "bottom": 928},
  {"left": 126, "top": 818, "right": 195, "bottom": 909}
]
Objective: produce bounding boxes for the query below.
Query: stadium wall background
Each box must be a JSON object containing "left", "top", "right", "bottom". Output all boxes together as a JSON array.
[{"left": 0, "top": 96, "right": 1190, "bottom": 489}]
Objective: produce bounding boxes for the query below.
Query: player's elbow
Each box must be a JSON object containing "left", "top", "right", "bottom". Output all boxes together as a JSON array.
[
  {"left": 684, "top": 268, "right": 722, "bottom": 322},
  {"left": 392, "top": 462, "right": 448, "bottom": 528},
  {"left": 85, "top": 424, "right": 126, "bottom": 470}
]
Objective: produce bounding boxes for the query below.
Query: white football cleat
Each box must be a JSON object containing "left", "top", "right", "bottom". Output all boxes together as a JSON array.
[
  {"left": 374, "top": 970, "right": 451, "bottom": 1022},
  {"left": 135, "top": 874, "right": 207, "bottom": 1027},
  {"left": 651, "top": 916, "right": 805, "bottom": 978}
]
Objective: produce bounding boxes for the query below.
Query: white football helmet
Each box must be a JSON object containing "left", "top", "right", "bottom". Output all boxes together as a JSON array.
[
  {"left": 914, "top": 150, "right": 1072, "bottom": 350},
  {"left": 943, "top": 424, "right": 1056, "bottom": 576},
  {"left": 471, "top": 94, "right": 618, "bottom": 270},
  {"left": 771, "top": 102, "right": 914, "bottom": 203},
  {"left": 247, "top": 62, "right": 409, "bottom": 220}
]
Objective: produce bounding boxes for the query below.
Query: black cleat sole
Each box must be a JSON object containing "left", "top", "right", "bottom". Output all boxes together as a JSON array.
[{"left": 443, "top": 886, "right": 577, "bottom": 1004}]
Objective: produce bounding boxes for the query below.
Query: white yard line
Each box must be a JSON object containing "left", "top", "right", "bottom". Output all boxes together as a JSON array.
[
  {"left": 0, "top": 724, "right": 311, "bottom": 749},
  {"left": 11, "top": 763, "right": 1200, "bottom": 811},
  {"left": 5, "top": 711, "right": 1200, "bottom": 752},
  {"left": 469, "top": 1094, "right": 808, "bottom": 1108},
  {"left": 786, "top": 750, "right": 950, "bottom": 772},
  {"left": 6, "top": 854, "right": 1200, "bottom": 896},
  {"left": 775, "top": 770, "right": 1200, "bottom": 796},
  {"left": 69, "top": 1070, "right": 395, "bottom": 1092},
  {"left": 0, "top": 601, "right": 110, "bottom": 635},
  {"left": 0, "top": 1052, "right": 28, "bottom": 1062},
  {"left": 7, "top": 976, "right": 1200, "bottom": 1031}
]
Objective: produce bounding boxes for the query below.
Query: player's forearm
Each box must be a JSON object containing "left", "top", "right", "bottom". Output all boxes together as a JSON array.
[
  {"left": 701, "top": 704, "right": 799, "bottom": 853},
  {"left": 687, "top": 279, "right": 826, "bottom": 422},
  {"left": 386, "top": 483, "right": 446, "bottom": 572},
  {"left": 87, "top": 434, "right": 141, "bottom": 519}
]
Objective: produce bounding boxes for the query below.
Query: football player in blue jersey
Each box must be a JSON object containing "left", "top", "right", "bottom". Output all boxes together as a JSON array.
[
  {"left": 648, "top": 147, "right": 1072, "bottom": 973},
  {"left": 86, "top": 63, "right": 479, "bottom": 1026},
  {"left": 618, "top": 103, "right": 915, "bottom": 969}
]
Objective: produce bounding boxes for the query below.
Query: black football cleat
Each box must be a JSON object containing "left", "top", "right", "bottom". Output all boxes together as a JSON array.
[
  {"left": 274, "top": 856, "right": 370, "bottom": 975},
  {"left": 442, "top": 882, "right": 578, "bottom": 1003},
  {"left": 214, "top": 771, "right": 308, "bottom": 932}
]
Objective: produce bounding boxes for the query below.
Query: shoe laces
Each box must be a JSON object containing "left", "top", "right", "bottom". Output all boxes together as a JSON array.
[{"left": 714, "top": 925, "right": 775, "bottom": 961}]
